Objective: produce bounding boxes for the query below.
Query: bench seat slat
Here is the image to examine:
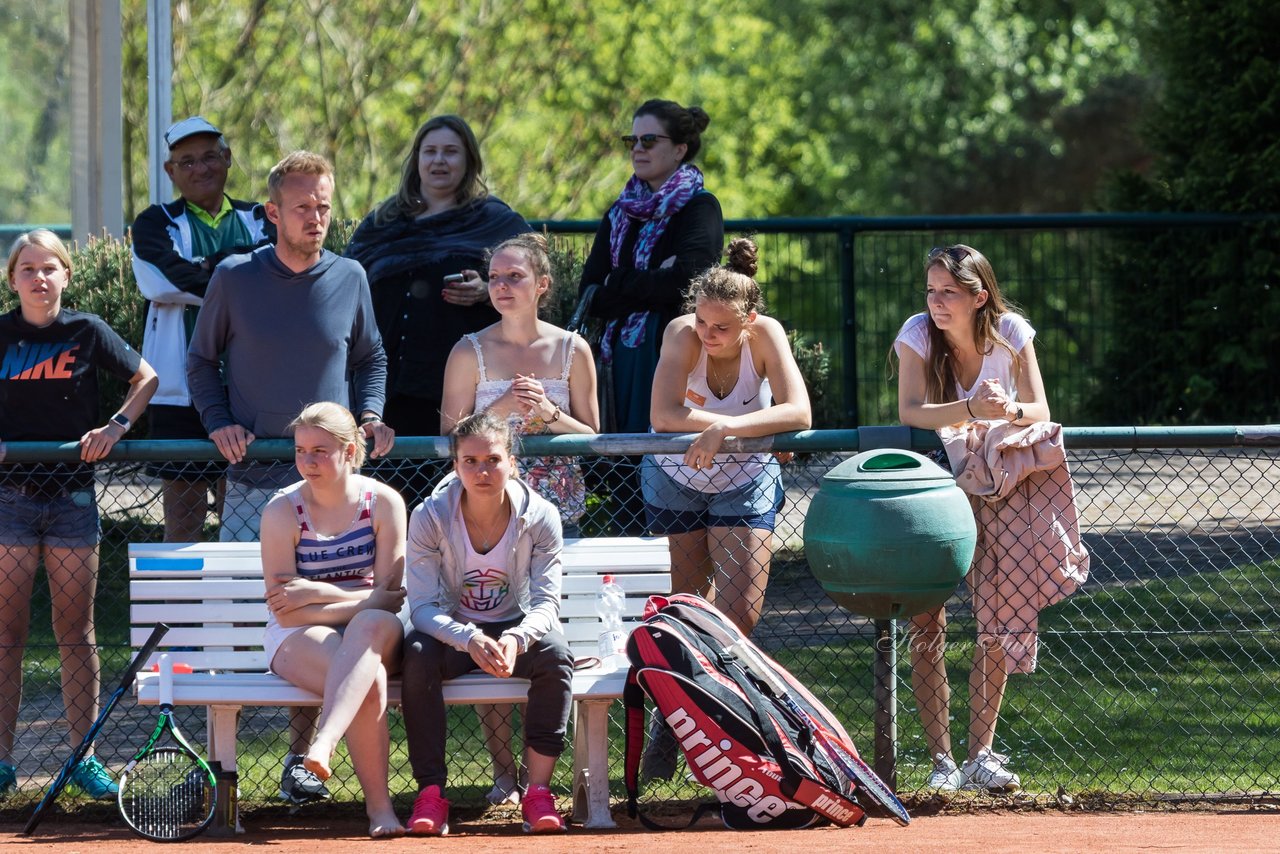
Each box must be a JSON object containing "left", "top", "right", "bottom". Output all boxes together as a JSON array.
[
  {"left": 132, "top": 595, "right": 660, "bottom": 624},
  {"left": 135, "top": 669, "right": 628, "bottom": 707},
  {"left": 133, "top": 627, "right": 637, "bottom": 655},
  {"left": 129, "top": 579, "right": 265, "bottom": 600},
  {"left": 131, "top": 626, "right": 266, "bottom": 647},
  {"left": 131, "top": 575, "right": 671, "bottom": 602},
  {"left": 560, "top": 574, "right": 672, "bottom": 595},
  {"left": 133, "top": 602, "right": 269, "bottom": 623},
  {"left": 140, "top": 651, "right": 269, "bottom": 671}
]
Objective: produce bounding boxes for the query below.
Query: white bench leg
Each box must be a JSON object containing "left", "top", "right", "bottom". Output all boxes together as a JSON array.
[
  {"left": 571, "top": 698, "right": 616, "bottom": 828},
  {"left": 207, "top": 704, "right": 244, "bottom": 833}
]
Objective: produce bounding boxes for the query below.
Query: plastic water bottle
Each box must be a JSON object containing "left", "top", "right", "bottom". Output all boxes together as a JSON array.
[{"left": 596, "top": 574, "right": 626, "bottom": 670}]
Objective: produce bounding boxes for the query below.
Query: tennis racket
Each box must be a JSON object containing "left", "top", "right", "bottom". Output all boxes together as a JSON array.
[
  {"left": 728, "top": 640, "right": 911, "bottom": 826},
  {"left": 22, "top": 622, "right": 170, "bottom": 836},
  {"left": 117, "top": 653, "right": 217, "bottom": 841}
]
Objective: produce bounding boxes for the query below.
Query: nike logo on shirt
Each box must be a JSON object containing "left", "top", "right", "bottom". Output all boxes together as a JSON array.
[{"left": 742, "top": 394, "right": 759, "bottom": 405}]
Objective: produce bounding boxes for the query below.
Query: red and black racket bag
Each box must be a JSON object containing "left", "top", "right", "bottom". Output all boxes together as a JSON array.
[{"left": 623, "top": 593, "right": 869, "bottom": 830}]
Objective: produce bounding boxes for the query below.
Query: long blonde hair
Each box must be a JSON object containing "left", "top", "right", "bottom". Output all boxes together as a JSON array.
[{"left": 922, "top": 245, "right": 1020, "bottom": 404}]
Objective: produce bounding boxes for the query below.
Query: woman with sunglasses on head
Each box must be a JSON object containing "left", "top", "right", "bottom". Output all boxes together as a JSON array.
[
  {"left": 346, "top": 115, "right": 529, "bottom": 501},
  {"left": 578, "top": 99, "right": 724, "bottom": 533},
  {"left": 894, "top": 244, "right": 1086, "bottom": 794}
]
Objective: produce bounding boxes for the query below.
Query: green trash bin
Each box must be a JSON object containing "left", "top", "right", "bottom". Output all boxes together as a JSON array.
[{"left": 804, "top": 449, "right": 976, "bottom": 620}]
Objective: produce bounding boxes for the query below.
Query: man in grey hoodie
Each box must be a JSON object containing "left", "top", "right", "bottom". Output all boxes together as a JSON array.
[{"left": 186, "top": 149, "right": 394, "bottom": 804}]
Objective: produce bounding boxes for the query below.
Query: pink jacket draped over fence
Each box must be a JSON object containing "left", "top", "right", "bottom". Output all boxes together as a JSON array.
[{"left": 938, "top": 420, "right": 1091, "bottom": 674}]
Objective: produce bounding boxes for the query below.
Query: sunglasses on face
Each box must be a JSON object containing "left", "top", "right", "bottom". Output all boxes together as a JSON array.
[
  {"left": 621, "top": 133, "right": 672, "bottom": 150},
  {"left": 929, "top": 245, "right": 971, "bottom": 264}
]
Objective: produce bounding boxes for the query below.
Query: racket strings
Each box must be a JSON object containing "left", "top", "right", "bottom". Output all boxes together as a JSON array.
[{"left": 120, "top": 748, "right": 214, "bottom": 840}]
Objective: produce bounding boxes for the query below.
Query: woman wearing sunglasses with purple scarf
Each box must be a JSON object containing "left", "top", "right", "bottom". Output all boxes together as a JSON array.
[{"left": 578, "top": 99, "right": 724, "bottom": 534}]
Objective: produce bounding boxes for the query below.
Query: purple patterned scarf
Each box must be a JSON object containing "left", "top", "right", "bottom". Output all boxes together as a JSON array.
[{"left": 601, "top": 164, "right": 705, "bottom": 363}]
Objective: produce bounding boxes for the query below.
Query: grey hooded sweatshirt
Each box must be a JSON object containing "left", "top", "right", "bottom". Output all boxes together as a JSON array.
[{"left": 406, "top": 472, "right": 564, "bottom": 652}]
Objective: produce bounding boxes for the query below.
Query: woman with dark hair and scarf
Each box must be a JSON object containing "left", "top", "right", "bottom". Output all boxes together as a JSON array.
[
  {"left": 346, "top": 115, "right": 529, "bottom": 473},
  {"left": 578, "top": 99, "right": 724, "bottom": 533}
]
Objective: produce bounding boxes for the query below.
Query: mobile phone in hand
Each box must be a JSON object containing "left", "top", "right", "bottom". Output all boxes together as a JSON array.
[{"left": 443, "top": 273, "right": 466, "bottom": 285}]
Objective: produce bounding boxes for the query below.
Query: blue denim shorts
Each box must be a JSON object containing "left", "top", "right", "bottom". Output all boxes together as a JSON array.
[
  {"left": 641, "top": 455, "right": 785, "bottom": 533},
  {"left": 0, "top": 484, "right": 101, "bottom": 548}
]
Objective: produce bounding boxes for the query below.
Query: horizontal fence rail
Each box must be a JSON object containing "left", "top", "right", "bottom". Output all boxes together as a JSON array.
[{"left": 0, "top": 427, "right": 1278, "bottom": 816}]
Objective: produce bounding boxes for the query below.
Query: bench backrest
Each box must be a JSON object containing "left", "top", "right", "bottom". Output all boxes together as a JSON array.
[{"left": 129, "top": 537, "right": 671, "bottom": 672}]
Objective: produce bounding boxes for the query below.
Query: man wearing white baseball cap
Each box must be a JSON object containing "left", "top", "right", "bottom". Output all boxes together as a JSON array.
[
  {"left": 131, "top": 117, "right": 273, "bottom": 543},
  {"left": 132, "top": 121, "right": 336, "bottom": 807}
]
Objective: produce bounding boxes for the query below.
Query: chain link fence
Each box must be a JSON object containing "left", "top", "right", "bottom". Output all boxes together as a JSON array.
[{"left": 1, "top": 429, "right": 1278, "bottom": 819}]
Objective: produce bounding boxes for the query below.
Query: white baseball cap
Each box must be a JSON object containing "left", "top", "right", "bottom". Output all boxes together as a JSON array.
[{"left": 164, "top": 116, "right": 223, "bottom": 149}]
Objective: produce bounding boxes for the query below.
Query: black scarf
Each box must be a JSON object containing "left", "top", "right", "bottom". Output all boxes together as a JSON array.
[{"left": 345, "top": 195, "right": 528, "bottom": 284}]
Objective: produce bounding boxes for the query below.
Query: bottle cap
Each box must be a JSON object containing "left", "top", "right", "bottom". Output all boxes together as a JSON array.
[{"left": 603, "top": 574, "right": 615, "bottom": 584}]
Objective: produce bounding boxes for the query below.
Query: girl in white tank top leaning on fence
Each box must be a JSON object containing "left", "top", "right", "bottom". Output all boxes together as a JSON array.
[
  {"left": 645, "top": 237, "right": 811, "bottom": 637},
  {"left": 438, "top": 232, "right": 598, "bottom": 806},
  {"left": 639, "top": 238, "right": 810, "bottom": 782}
]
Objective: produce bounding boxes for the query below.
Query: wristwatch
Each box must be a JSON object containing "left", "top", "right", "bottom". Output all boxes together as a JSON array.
[
  {"left": 1012, "top": 406, "right": 1024, "bottom": 422},
  {"left": 110, "top": 412, "right": 132, "bottom": 433}
]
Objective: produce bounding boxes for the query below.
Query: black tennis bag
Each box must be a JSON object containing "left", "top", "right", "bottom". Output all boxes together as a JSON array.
[{"left": 624, "top": 593, "right": 895, "bottom": 830}]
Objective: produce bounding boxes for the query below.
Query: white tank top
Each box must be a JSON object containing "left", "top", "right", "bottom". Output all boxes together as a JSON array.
[
  {"left": 469, "top": 331, "right": 575, "bottom": 427},
  {"left": 655, "top": 336, "right": 772, "bottom": 493}
]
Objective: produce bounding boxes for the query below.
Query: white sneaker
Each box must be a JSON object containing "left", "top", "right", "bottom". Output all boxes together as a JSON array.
[
  {"left": 961, "top": 748, "right": 1021, "bottom": 792},
  {"left": 926, "top": 753, "right": 964, "bottom": 791}
]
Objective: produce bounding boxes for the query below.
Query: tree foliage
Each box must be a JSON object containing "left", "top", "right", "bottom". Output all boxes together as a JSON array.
[
  {"left": 0, "top": 2, "right": 71, "bottom": 223},
  {"left": 1098, "top": 0, "right": 1279, "bottom": 423},
  {"left": 3, "top": 0, "right": 1154, "bottom": 226}
]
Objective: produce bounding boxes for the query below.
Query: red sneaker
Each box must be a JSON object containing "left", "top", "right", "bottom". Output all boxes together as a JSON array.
[
  {"left": 408, "top": 785, "right": 450, "bottom": 836},
  {"left": 521, "top": 784, "right": 566, "bottom": 833}
]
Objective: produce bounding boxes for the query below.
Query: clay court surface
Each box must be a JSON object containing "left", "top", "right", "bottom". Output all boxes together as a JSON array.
[{"left": 3, "top": 809, "right": 1276, "bottom": 853}]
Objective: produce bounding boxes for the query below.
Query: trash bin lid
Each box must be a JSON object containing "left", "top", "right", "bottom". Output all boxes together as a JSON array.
[{"left": 821, "top": 449, "right": 955, "bottom": 490}]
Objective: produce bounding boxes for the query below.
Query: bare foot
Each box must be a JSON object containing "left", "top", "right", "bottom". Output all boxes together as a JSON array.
[
  {"left": 368, "top": 811, "right": 405, "bottom": 838},
  {"left": 302, "top": 751, "right": 332, "bottom": 782}
]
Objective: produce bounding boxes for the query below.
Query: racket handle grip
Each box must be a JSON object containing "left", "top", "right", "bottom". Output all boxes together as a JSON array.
[
  {"left": 728, "top": 640, "right": 790, "bottom": 698},
  {"left": 159, "top": 654, "right": 174, "bottom": 707}
]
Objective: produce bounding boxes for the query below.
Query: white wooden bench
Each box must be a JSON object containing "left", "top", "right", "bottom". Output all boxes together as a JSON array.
[{"left": 128, "top": 537, "right": 671, "bottom": 829}]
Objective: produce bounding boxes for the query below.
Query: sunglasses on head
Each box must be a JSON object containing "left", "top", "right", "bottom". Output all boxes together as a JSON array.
[
  {"left": 621, "top": 133, "right": 672, "bottom": 150},
  {"left": 929, "top": 245, "right": 971, "bottom": 263}
]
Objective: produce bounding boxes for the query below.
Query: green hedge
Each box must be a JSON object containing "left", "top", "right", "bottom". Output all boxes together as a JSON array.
[{"left": 1099, "top": 0, "right": 1280, "bottom": 423}]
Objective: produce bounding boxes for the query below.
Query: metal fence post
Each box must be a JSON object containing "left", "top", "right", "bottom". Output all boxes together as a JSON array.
[
  {"left": 839, "top": 226, "right": 858, "bottom": 426},
  {"left": 873, "top": 618, "right": 898, "bottom": 789}
]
